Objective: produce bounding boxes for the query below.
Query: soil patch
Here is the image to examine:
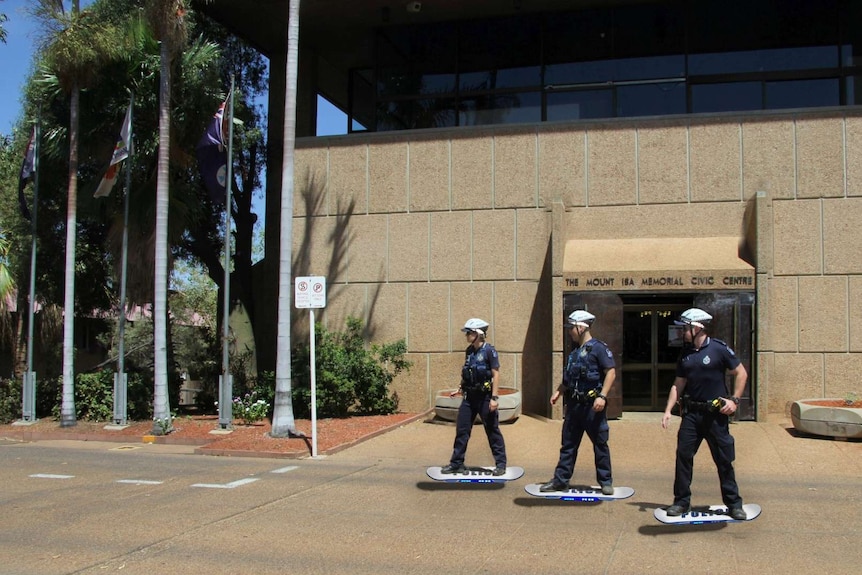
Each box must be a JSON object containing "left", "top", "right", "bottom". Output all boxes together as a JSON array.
[
  {"left": 801, "top": 400, "right": 862, "bottom": 408},
  {"left": 0, "top": 412, "right": 425, "bottom": 458}
]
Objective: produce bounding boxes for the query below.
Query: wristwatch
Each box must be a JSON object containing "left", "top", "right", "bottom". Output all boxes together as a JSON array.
[
  {"left": 491, "top": 395, "right": 499, "bottom": 401},
  {"left": 729, "top": 396, "right": 740, "bottom": 405},
  {"left": 597, "top": 393, "right": 607, "bottom": 400}
]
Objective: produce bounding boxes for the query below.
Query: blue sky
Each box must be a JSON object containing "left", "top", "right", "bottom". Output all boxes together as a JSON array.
[{"left": 0, "top": 0, "right": 56, "bottom": 136}]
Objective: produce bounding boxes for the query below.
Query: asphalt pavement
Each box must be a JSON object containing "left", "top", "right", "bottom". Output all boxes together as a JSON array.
[{"left": 1, "top": 413, "right": 860, "bottom": 574}]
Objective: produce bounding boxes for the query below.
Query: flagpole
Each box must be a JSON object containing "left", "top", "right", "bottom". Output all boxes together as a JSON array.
[
  {"left": 22, "top": 117, "right": 40, "bottom": 423},
  {"left": 113, "top": 93, "right": 134, "bottom": 426},
  {"left": 219, "top": 77, "right": 236, "bottom": 429}
]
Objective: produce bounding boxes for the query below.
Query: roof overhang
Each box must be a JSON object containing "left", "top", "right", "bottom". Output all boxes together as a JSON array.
[{"left": 563, "top": 237, "right": 755, "bottom": 291}]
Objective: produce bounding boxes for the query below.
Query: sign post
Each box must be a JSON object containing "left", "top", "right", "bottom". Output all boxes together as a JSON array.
[{"left": 294, "top": 276, "right": 326, "bottom": 457}]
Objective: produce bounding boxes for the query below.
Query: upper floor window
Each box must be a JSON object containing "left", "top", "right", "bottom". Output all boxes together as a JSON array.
[{"left": 350, "top": 0, "right": 861, "bottom": 133}]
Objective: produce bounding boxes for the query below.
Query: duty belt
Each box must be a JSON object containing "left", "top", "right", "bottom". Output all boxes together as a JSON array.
[
  {"left": 570, "top": 388, "right": 601, "bottom": 404},
  {"left": 463, "top": 382, "right": 492, "bottom": 396},
  {"left": 682, "top": 397, "right": 724, "bottom": 413}
]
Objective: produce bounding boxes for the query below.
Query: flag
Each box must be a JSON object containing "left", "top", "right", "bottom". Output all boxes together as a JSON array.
[
  {"left": 94, "top": 102, "right": 132, "bottom": 198},
  {"left": 18, "top": 126, "right": 36, "bottom": 221},
  {"left": 196, "top": 99, "right": 228, "bottom": 204}
]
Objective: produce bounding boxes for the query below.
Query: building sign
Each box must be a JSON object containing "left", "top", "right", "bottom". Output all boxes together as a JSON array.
[{"left": 563, "top": 270, "right": 755, "bottom": 291}]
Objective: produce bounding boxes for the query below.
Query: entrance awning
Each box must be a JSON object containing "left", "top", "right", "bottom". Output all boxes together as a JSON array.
[{"left": 563, "top": 237, "right": 754, "bottom": 291}]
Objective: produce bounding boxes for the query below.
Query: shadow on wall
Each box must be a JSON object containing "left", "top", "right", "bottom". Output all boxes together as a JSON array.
[
  {"left": 521, "top": 239, "right": 554, "bottom": 418},
  {"left": 739, "top": 194, "right": 757, "bottom": 268},
  {"left": 291, "top": 168, "right": 385, "bottom": 341}
]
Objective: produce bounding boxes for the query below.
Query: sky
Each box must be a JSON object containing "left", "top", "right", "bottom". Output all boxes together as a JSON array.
[
  {"left": 0, "top": 0, "right": 348, "bottom": 137},
  {"left": 1, "top": 0, "right": 347, "bottom": 239},
  {"left": 0, "top": 0, "right": 59, "bottom": 137}
]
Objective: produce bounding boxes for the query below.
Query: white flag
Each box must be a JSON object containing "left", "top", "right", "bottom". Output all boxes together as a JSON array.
[{"left": 94, "top": 102, "right": 132, "bottom": 198}]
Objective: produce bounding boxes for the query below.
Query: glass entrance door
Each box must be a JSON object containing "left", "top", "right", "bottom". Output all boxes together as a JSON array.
[{"left": 621, "top": 304, "right": 688, "bottom": 411}]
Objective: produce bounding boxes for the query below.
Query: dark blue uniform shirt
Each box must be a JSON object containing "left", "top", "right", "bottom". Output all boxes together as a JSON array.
[
  {"left": 565, "top": 339, "right": 615, "bottom": 393},
  {"left": 462, "top": 342, "right": 500, "bottom": 392},
  {"left": 675, "top": 337, "right": 740, "bottom": 400}
]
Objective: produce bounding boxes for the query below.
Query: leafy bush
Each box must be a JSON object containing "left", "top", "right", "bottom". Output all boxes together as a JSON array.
[
  {"left": 43, "top": 370, "right": 160, "bottom": 422},
  {"left": 0, "top": 377, "right": 22, "bottom": 424},
  {"left": 0, "top": 376, "right": 60, "bottom": 422},
  {"left": 289, "top": 317, "right": 410, "bottom": 418},
  {"left": 74, "top": 372, "right": 114, "bottom": 421}
]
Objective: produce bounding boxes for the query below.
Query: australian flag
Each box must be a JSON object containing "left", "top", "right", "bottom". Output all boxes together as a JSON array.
[
  {"left": 18, "top": 126, "right": 36, "bottom": 221},
  {"left": 196, "top": 100, "right": 228, "bottom": 204}
]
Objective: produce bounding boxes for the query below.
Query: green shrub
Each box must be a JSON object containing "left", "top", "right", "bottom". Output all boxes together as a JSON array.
[
  {"left": 0, "top": 377, "right": 22, "bottom": 424},
  {"left": 289, "top": 317, "right": 410, "bottom": 418},
  {"left": 74, "top": 371, "right": 114, "bottom": 421}
]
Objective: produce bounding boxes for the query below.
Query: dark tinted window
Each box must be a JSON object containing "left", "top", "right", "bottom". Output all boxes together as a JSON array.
[
  {"left": 689, "top": 46, "right": 839, "bottom": 76},
  {"left": 547, "top": 90, "right": 613, "bottom": 122},
  {"left": 459, "top": 17, "right": 542, "bottom": 90},
  {"left": 354, "top": 0, "right": 853, "bottom": 132},
  {"left": 377, "top": 25, "right": 457, "bottom": 97},
  {"left": 765, "top": 78, "right": 839, "bottom": 109},
  {"left": 459, "top": 92, "right": 541, "bottom": 126},
  {"left": 688, "top": 0, "right": 839, "bottom": 54},
  {"left": 690, "top": 82, "right": 762, "bottom": 113},
  {"left": 544, "top": 9, "right": 613, "bottom": 71},
  {"left": 617, "top": 82, "right": 686, "bottom": 117}
]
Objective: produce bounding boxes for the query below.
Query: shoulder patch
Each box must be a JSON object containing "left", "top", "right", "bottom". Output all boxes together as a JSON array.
[{"left": 606, "top": 347, "right": 613, "bottom": 358}]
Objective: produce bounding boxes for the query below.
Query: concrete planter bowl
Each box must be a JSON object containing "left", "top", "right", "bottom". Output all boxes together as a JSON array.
[
  {"left": 790, "top": 399, "right": 862, "bottom": 439},
  {"left": 434, "top": 388, "right": 522, "bottom": 423}
]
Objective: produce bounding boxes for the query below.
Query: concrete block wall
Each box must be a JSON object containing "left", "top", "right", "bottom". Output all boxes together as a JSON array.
[
  {"left": 287, "top": 108, "right": 862, "bottom": 418},
  {"left": 292, "top": 129, "right": 553, "bottom": 415}
]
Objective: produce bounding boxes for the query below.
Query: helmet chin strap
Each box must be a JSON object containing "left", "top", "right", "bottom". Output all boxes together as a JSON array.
[{"left": 684, "top": 324, "right": 706, "bottom": 346}]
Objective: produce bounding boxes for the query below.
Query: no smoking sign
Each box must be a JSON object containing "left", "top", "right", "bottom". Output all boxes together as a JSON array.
[{"left": 295, "top": 276, "right": 327, "bottom": 309}]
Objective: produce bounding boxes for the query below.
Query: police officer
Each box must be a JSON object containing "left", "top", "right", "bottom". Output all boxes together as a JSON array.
[
  {"left": 441, "top": 318, "right": 507, "bottom": 476},
  {"left": 661, "top": 308, "right": 748, "bottom": 520},
  {"left": 540, "top": 310, "right": 616, "bottom": 494}
]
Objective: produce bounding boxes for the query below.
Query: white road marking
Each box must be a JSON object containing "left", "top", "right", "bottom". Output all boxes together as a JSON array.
[
  {"left": 116, "top": 479, "right": 164, "bottom": 485},
  {"left": 30, "top": 474, "right": 74, "bottom": 479},
  {"left": 271, "top": 466, "right": 298, "bottom": 474},
  {"left": 191, "top": 478, "right": 259, "bottom": 489}
]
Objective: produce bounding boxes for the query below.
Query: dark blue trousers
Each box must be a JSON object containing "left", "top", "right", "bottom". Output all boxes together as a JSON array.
[
  {"left": 673, "top": 411, "right": 742, "bottom": 508},
  {"left": 449, "top": 393, "right": 507, "bottom": 468},
  {"left": 553, "top": 401, "right": 612, "bottom": 486}
]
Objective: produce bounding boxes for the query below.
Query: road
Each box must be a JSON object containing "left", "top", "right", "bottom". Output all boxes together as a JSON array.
[{"left": 1, "top": 414, "right": 861, "bottom": 574}]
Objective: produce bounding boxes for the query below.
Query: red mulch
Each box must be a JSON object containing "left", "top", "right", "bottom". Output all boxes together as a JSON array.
[
  {"left": 802, "top": 400, "right": 862, "bottom": 408},
  {"left": 0, "top": 413, "right": 424, "bottom": 458}
]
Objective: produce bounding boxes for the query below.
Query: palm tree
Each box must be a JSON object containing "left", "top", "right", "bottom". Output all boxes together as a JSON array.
[
  {"left": 270, "top": 0, "right": 301, "bottom": 438},
  {"left": 143, "top": 0, "right": 192, "bottom": 434},
  {"left": 36, "top": 0, "right": 123, "bottom": 426}
]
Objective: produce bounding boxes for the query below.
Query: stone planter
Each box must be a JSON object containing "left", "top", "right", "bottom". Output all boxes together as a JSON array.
[
  {"left": 790, "top": 399, "right": 862, "bottom": 439},
  {"left": 434, "top": 387, "right": 522, "bottom": 423}
]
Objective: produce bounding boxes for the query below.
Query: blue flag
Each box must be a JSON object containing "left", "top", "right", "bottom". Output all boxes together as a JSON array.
[
  {"left": 18, "top": 126, "right": 36, "bottom": 221},
  {"left": 196, "top": 101, "right": 228, "bottom": 204}
]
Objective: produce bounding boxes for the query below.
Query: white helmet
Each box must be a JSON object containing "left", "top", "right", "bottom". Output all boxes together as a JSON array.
[
  {"left": 566, "top": 310, "right": 595, "bottom": 328},
  {"left": 462, "top": 318, "right": 490, "bottom": 336},
  {"left": 675, "top": 308, "right": 712, "bottom": 329}
]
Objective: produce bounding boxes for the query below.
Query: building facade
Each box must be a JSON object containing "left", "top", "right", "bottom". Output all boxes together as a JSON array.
[{"left": 206, "top": 0, "right": 862, "bottom": 421}]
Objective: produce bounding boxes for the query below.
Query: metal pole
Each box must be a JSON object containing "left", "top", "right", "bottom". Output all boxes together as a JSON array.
[
  {"left": 114, "top": 94, "right": 133, "bottom": 425},
  {"left": 22, "top": 118, "right": 40, "bottom": 422},
  {"left": 219, "top": 77, "right": 236, "bottom": 429},
  {"left": 310, "top": 309, "right": 317, "bottom": 457}
]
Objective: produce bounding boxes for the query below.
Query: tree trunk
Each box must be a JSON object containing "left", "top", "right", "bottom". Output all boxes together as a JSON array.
[
  {"left": 270, "top": 0, "right": 301, "bottom": 437},
  {"left": 60, "top": 82, "right": 79, "bottom": 428},
  {"left": 152, "top": 38, "right": 172, "bottom": 434}
]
